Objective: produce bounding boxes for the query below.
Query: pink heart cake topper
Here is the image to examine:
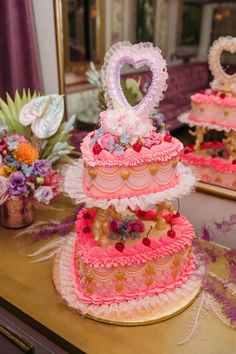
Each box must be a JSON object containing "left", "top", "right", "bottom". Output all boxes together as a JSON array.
[{"left": 102, "top": 42, "right": 168, "bottom": 115}]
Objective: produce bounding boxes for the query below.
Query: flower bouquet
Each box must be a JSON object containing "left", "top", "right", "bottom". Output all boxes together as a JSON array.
[{"left": 0, "top": 91, "right": 75, "bottom": 228}]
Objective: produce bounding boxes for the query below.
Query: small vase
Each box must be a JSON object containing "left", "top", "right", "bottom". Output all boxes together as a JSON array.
[{"left": 0, "top": 196, "right": 34, "bottom": 229}]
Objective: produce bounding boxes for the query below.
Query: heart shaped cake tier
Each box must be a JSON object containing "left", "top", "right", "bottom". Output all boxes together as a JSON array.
[
  {"left": 81, "top": 131, "right": 183, "bottom": 199},
  {"left": 72, "top": 209, "right": 195, "bottom": 305}
]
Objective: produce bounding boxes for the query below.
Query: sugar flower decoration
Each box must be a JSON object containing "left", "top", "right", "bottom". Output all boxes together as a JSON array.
[
  {"left": 19, "top": 94, "right": 64, "bottom": 139},
  {"left": 100, "top": 109, "right": 154, "bottom": 142}
]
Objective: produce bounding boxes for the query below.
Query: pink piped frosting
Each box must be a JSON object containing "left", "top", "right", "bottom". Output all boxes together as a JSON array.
[
  {"left": 192, "top": 93, "right": 236, "bottom": 107},
  {"left": 75, "top": 209, "right": 195, "bottom": 268},
  {"left": 81, "top": 132, "right": 183, "bottom": 167}
]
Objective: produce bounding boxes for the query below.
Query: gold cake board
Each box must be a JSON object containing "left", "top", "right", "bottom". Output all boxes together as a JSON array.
[{"left": 52, "top": 234, "right": 203, "bottom": 326}]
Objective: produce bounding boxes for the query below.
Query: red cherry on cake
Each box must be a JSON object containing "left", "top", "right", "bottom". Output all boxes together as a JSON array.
[
  {"left": 92, "top": 142, "right": 102, "bottom": 155},
  {"left": 83, "top": 212, "right": 91, "bottom": 219},
  {"left": 232, "top": 160, "right": 236, "bottom": 165},
  {"left": 83, "top": 226, "right": 91, "bottom": 233},
  {"left": 115, "top": 242, "right": 125, "bottom": 252},
  {"left": 172, "top": 212, "right": 180, "bottom": 218},
  {"left": 167, "top": 230, "right": 176, "bottom": 238},
  {"left": 133, "top": 142, "right": 142, "bottom": 152},
  {"left": 142, "top": 237, "right": 151, "bottom": 246},
  {"left": 164, "top": 135, "right": 172, "bottom": 143},
  {"left": 199, "top": 90, "right": 205, "bottom": 94},
  {"left": 220, "top": 93, "right": 226, "bottom": 99}
]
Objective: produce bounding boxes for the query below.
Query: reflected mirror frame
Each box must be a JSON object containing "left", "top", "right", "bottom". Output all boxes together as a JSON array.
[
  {"left": 62, "top": 0, "right": 105, "bottom": 76},
  {"left": 196, "top": 181, "right": 236, "bottom": 201},
  {"left": 53, "top": 1, "right": 236, "bottom": 200}
]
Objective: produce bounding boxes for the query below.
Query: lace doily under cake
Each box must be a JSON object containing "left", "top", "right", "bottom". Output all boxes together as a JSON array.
[
  {"left": 178, "top": 112, "right": 236, "bottom": 132},
  {"left": 52, "top": 232, "right": 204, "bottom": 325},
  {"left": 63, "top": 160, "right": 196, "bottom": 212}
]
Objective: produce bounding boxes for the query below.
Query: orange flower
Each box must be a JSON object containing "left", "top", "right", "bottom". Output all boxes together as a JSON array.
[{"left": 14, "top": 143, "right": 39, "bottom": 166}]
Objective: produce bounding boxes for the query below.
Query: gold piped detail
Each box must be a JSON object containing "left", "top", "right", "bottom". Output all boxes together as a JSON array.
[
  {"left": 121, "top": 170, "right": 130, "bottom": 180},
  {"left": 115, "top": 271, "right": 125, "bottom": 280},
  {"left": 86, "top": 287, "right": 94, "bottom": 293},
  {"left": 172, "top": 269, "right": 179, "bottom": 278},
  {"left": 85, "top": 274, "right": 93, "bottom": 282},
  {"left": 200, "top": 106, "right": 205, "bottom": 112},
  {"left": 224, "top": 111, "right": 229, "bottom": 116},
  {"left": 215, "top": 175, "right": 222, "bottom": 183},
  {"left": 88, "top": 169, "right": 97, "bottom": 179},
  {"left": 172, "top": 158, "right": 179, "bottom": 168},
  {"left": 145, "top": 265, "right": 155, "bottom": 275},
  {"left": 149, "top": 165, "right": 159, "bottom": 175},
  {"left": 145, "top": 278, "right": 153, "bottom": 286},
  {"left": 115, "top": 284, "right": 124, "bottom": 292}
]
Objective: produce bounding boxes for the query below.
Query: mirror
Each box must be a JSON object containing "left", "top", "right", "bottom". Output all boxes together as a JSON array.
[
  {"left": 63, "top": 0, "right": 105, "bottom": 76},
  {"left": 53, "top": 0, "right": 236, "bottom": 200}
]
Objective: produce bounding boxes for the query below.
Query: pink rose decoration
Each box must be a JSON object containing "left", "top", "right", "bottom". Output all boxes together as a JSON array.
[
  {"left": 97, "top": 133, "right": 118, "bottom": 151},
  {"left": 141, "top": 132, "right": 162, "bottom": 149},
  {"left": 110, "top": 219, "right": 121, "bottom": 233},
  {"left": 127, "top": 220, "right": 145, "bottom": 233},
  {"left": 0, "top": 176, "right": 8, "bottom": 205},
  {"left": 44, "top": 170, "right": 62, "bottom": 194}
]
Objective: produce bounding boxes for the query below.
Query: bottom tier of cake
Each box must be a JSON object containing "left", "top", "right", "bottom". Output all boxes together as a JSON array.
[{"left": 53, "top": 232, "right": 203, "bottom": 325}]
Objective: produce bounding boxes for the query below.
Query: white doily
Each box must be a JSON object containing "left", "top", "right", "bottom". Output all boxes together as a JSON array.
[{"left": 63, "top": 159, "right": 196, "bottom": 212}]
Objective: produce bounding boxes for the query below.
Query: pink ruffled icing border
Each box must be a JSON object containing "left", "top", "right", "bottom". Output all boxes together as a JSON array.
[
  {"left": 191, "top": 93, "right": 236, "bottom": 108},
  {"left": 81, "top": 132, "right": 183, "bottom": 167},
  {"left": 181, "top": 142, "right": 236, "bottom": 174},
  {"left": 75, "top": 209, "right": 195, "bottom": 268}
]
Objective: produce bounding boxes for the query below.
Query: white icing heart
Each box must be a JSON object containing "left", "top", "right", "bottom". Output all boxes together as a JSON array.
[
  {"left": 208, "top": 36, "right": 236, "bottom": 92},
  {"left": 102, "top": 42, "right": 168, "bottom": 115},
  {"left": 19, "top": 94, "right": 64, "bottom": 139}
]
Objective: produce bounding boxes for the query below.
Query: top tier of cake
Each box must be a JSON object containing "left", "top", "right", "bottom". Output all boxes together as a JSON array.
[{"left": 81, "top": 125, "right": 183, "bottom": 200}]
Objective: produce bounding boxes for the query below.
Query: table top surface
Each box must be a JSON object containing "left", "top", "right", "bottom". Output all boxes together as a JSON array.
[{"left": 0, "top": 197, "right": 235, "bottom": 354}]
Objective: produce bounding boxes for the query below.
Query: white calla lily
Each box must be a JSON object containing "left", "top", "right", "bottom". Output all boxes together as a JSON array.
[{"left": 19, "top": 94, "right": 64, "bottom": 139}]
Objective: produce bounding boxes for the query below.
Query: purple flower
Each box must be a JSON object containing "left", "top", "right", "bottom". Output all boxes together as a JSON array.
[
  {"left": 34, "top": 186, "right": 53, "bottom": 204},
  {"left": 110, "top": 219, "right": 121, "bottom": 233},
  {"left": 127, "top": 220, "right": 145, "bottom": 233},
  {"left": 8, "top": 172, "right": 27, "bottom": 196},
  {"left": 33, "top": 160, "right": 52, "bottom": 176}
]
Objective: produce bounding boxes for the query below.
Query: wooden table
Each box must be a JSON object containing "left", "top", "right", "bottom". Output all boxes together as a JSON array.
[{"left": 0, "top": 198, "right": 235, "bottom": 354}]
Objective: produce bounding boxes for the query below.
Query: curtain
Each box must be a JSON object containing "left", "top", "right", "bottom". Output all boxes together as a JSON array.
[{"left": 0, "top": 0, "right": 44, "bottom": 99}]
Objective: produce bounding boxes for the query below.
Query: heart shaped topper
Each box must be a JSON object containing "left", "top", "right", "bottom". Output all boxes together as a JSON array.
[
  {"left": 102, "top": 42, "right": 168, "bottom": 115},
  {"left": 208, "top": 36, "right": 236, "bottom": 92}
]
